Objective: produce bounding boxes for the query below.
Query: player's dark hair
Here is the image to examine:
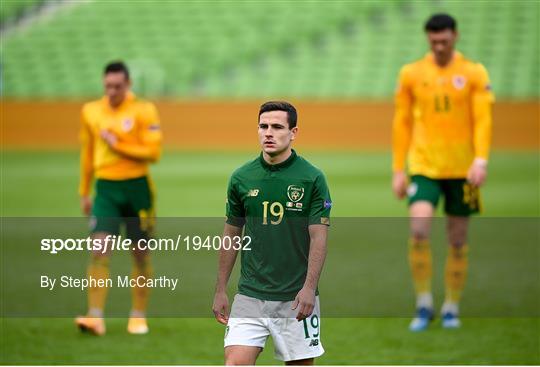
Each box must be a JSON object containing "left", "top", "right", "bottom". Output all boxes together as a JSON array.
[
  {"left": 258, "top": 101, "right": 298, "bottom": 129},
  {"left": 424, "top": 13, "right": 457, "bottom": 32},
  {"left": 104, "top": 61, "right": 130, "bottom": 80}
]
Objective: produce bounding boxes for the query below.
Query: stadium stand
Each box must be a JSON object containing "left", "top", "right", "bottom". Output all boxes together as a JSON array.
[
  {"left": 1, "top": 0, "right": 538, "bottom": 98},
  {"left": 0, "top": 0, "right": 43, "bottom": 25}
]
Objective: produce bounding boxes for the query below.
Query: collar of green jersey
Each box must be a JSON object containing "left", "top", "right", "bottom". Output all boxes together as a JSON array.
[{"left": 259, "top": 149, "right": 297, "bottom": 171}]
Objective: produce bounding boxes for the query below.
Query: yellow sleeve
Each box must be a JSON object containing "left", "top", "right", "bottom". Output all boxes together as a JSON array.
[
  {"left": 79, "top": 106, "right": 94, "bottom": 196},
  {"left": 471, "top": 63, "right": 494, "bottom": 161},
  {"left": 113, "top": 103, "right": 162, "bottom": 162},
  {"left": 392, "top": 66, "right": 414, "bottom": 172}
]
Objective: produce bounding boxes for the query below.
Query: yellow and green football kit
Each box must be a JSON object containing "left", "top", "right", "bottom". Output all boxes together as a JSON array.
[
  {"left": 393, "top": 51, "right": 493, "bottom": 216},
  {"left": 78, "top": 92, "right": 161, "bottom": 320},
  {"left": 393, "top": 51, "right": 494, "bottom": 314},
  {"left": 79, "top": 91, "right": 161, "bottom": 235}
]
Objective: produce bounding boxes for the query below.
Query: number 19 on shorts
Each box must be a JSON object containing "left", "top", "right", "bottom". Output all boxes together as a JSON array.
[{"left": 301, "top": 315, "right": 320, "bottom": 339}]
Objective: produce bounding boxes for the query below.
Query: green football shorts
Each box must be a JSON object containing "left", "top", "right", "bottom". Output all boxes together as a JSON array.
[
  {"left": 407, "top": 175, "right": 481, "bottom": 216},
  {"left": 91, "top": 176, "right": 155, "bottom": 238}
]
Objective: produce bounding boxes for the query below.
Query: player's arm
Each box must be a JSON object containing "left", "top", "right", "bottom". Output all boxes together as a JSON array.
[
  {"left": 293, "top": 173, "right": 331, "bottom": 320},
  {"left": 79, "top": 107, "right": 94, "bottom": 215},
  {"left": 213, "top": 174, "right": 245, "bottom": 325},
  {"left": 392, "top": 66, "right": 414, "bottom": 199},
  {"left": 468, "top": 64, "right": 494, "bottom": 187},
  {"left": 102, "top": 103, "right": 162, "bottom": 162},
  {"left": 293, "top": 224, "right": 328, "bottom": 321},
  {"left": 213, "top": 223, "right": 243, "bottom": 325}
]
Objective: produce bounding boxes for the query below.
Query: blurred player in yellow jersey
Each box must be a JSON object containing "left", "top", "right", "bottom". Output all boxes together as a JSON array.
[
  {"left": 392, "top": 14, "right": 494, "bottom": 331},
  {"left": 75, "top": 61, "right": 162, "bottom": 335}
]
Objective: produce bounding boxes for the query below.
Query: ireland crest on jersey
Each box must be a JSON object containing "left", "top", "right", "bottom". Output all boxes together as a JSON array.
[{"left": 287, "top": 185, "right": 304, "bottom": 203}]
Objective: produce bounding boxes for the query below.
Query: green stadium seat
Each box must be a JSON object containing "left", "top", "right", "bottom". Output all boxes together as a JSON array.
[{"left": 1, "top": 0, "right": 538, "bottom": 98}]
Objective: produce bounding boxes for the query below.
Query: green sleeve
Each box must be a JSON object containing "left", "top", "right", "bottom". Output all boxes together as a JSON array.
[
  {"left": 225, "top": 174, "right": 245, "bottom": 227},
  {"left": 309, "top": 172, "right": 332, "bottom": 225}
]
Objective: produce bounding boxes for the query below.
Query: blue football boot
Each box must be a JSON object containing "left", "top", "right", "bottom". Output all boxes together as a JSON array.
[
  {"left": 441, "top": 312, "right": 461, "bottom": 328},
  {"left": 409, "top": 307, "right": 434, "bottom": 332}
]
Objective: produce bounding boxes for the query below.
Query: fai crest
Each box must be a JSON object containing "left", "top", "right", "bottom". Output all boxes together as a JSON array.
[
  {"left": 287, "top": 185, "right": 304, "bottom": 203},
  {"left": 452, "top": 75, "right": 467, "bottom": 90}
]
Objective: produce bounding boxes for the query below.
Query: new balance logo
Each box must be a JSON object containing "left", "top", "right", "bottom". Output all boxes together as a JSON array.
[
  {"left": 309, "top": 339, "right": 319, "bottom": 347},
  {"left": 247, "top": 189, "right": 259, "bottom": 197}
]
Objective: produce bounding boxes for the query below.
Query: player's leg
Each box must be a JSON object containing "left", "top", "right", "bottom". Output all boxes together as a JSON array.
[
  {"left": 125, "top": 176, "right": 155, "bottom": 334},
  {"left": 224, "top": 295, "right": 269, "bottom": 365},
  {"left": 76, "top": 179, "right": 122, "bottom": 335},
  {"left": 407, "top": 175, "right": 441, "bottom": 331},
  {"left": 127, "top": 243, "right": 152, "bottom": 334},
  {"left": 87, "top": 232, "right": 113, "bottom": 314},
  {"left": 442, "top": 215, "right": 468, "bottom": 328},
  {"left": 225, "top": 345, "right": 263, "bottom": 365},
  {"left": 441, "top": 180, "right": 479, "bottom": 328},
  {"left": 75, "top": 232, "right": 112, "bottom": 335}
]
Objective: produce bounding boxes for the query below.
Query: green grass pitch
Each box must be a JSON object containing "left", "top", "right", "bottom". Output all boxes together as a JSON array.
[{"left": 1, "top": 150, "right": 539, "bottom": 364}]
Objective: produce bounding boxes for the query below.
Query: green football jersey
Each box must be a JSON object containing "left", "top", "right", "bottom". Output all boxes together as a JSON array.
[{"left": 226, "top": 150, "right": 332, "bottom": 301}]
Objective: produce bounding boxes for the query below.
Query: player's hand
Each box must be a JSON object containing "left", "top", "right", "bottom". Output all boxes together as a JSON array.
[
  {"left": 392, "top": 171, "right": 408, "bottom": 199},
  {"left": 212, "top": 291, "right": 229, "bottom": 325},
  {"left": 292, "top": 286, "right": 316, "bottom": 321},
  {"left": 467, "top": 158, "right": 488, "bottom": 187},
  {"left": 80, "top": 196, "right": 92, "bottom": 216},
  {"left": 100, "top": 129, "right": 118, "bottom": 147}
]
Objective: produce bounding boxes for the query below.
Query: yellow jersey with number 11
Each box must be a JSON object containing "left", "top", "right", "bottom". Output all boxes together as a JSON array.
[{"left": 392, "top": 51, "right": 494, "bottom": 178}]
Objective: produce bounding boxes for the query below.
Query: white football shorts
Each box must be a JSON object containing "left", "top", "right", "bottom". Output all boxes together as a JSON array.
[{"left": 224, "top": 293, "right": 324, "bottom": 362}]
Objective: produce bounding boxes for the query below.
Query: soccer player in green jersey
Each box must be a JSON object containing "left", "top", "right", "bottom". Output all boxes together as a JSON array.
[{"left": 212, "top": 101, "right": 332, "bottom": 365}]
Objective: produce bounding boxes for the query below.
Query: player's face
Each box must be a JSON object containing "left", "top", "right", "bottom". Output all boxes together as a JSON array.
[
  {"left": 104, "top": 72, "right": 130, "bottom": 108},
  {"left": 427, "top": 29, "right": 458, "bottom": 65},
  {"left": 258, "top": 110, "right": 297, "bottom": 157}
]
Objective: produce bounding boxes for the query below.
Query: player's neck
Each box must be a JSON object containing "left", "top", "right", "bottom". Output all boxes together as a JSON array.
[
  {"left": 434, "top": 51, "right": 454, "bottom": 68},
  {"left": 107, "top": 92, "right": 131, "bottom": 109},
  {"left": 262, "top": 148, "right": 292, "bottom": 166},
  {"left": 108, "top": 98, "right": 125, "bottom": 109}
]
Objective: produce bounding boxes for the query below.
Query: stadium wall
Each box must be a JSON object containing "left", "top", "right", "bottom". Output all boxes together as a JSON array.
[{"left": 1, "top": 101, "right": 538, "bottom": 150}]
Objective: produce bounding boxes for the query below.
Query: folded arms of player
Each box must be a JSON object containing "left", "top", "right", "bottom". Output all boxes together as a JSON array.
[
  {"left": 213, "top": 223, "right": 243, "bottom": 325},
  {"left": 391, "top": 66, "right": 413, "bottom": 199},
  {"left": 292, "top": 224, "right": 328, "bottom": 321},
  {"left": 102, "top": 131, "right": 162, "bottom": 162},
  {"left": 101, "top": 103, "right": 162, "bottom": 162}
]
